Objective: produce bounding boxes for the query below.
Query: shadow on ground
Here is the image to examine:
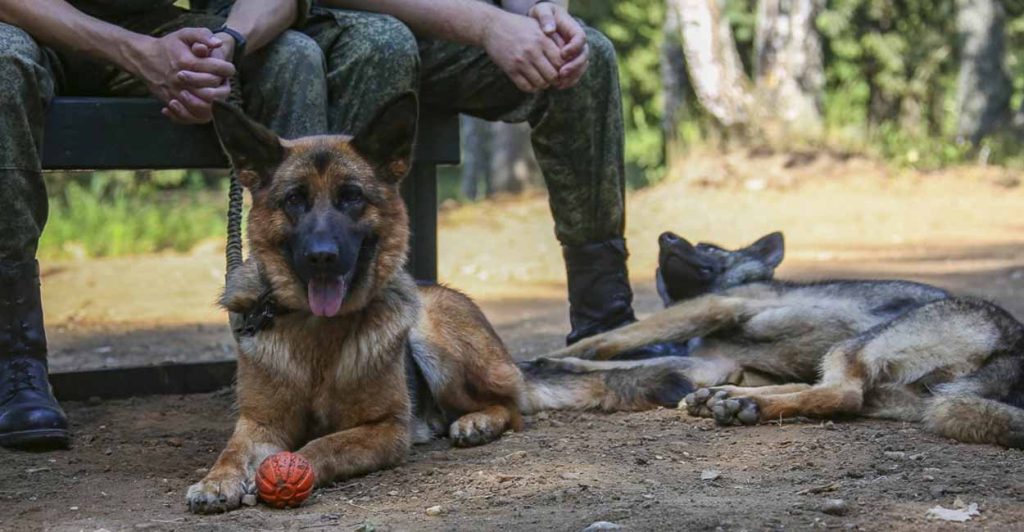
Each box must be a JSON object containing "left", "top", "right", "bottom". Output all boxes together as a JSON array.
[{"left": 48, "top": 241, "right": 1024, "bottom": 373}]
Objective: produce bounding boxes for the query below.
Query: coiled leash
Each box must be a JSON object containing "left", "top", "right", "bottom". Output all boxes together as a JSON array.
[
  {"left": 224, "top": 170, "right": 245, "bottom": 342},
  {"left": 225, "top": 170, "right": 284, "bottom": 342}
]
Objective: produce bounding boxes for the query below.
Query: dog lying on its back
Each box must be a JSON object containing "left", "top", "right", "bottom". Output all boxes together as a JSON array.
[
  {"left": 548, "top": 231, "right": 1024, "bottom": 448},
  {"left": 186, "top": 94, "right": 694, "bottom": 514}
]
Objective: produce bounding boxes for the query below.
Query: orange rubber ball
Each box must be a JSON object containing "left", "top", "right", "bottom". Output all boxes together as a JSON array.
[{"left": 255, "top": 452, "right": 315, "bottom": 509}]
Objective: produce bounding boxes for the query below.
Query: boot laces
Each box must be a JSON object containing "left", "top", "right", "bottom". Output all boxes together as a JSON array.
[{"left": 3, "top": 359, "right": 42, "bottom": 400}]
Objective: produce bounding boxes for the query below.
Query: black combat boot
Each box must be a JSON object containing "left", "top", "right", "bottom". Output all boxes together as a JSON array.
[
  {"left": 0, "top": 259, "right": 69, "bottom": 449},
  {"left": 563, "top": 239, "right": 688, "bottom": 359}
]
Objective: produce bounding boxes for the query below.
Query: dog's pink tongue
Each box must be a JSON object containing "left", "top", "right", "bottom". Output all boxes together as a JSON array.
[{"left": 307, "top": 278, "right": 346, "bottom": 317}]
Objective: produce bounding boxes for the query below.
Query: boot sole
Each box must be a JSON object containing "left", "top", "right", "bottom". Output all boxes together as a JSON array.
[{"left": 0, "top": 428, "right": 70, "bottom": 450}]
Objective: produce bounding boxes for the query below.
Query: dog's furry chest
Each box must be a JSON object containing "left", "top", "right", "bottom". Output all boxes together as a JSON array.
[{"left": 235, "top": 311, "right": 415, "bottom": 437}]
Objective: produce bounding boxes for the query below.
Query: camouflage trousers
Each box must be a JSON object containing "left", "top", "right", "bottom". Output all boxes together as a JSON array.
[
  {"left": 299, "top": 8, "right": 627, "bottom": 248},
  {"left": 0, "top": 5, "right": 326, "bottom": 261},
  {"left": 0, "top": 6, "right": 624, "bottom": 261}
]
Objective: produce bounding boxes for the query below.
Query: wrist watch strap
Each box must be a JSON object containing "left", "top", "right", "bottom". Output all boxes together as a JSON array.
[{"left": 213, "top": 25, "right": 247, "bottom": 66}]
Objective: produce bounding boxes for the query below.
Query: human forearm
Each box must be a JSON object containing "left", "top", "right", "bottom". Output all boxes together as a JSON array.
[
  {"left": 500, "top": 0, "right": 568, "bottom": 16},
  {"left": 318, "top": 0, "right": 505, "bottom": 47},
  {"left": 0, "top": 0, "right": 151, "bottom": 74},
  {"left": 220, "top": 0, "right": 298, "bottom": 58}
]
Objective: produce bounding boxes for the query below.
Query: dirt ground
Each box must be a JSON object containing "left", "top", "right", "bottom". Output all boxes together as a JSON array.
[{"left": 5, "top": 151, "right": 1024, "bottom": 531}]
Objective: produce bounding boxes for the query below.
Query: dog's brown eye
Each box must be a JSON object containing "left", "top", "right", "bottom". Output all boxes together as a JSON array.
[
  {"left": 284, "top": 190, "right": 307, "bottom": 210},
  {"left": 337, "top": 185, "right": 364, "bottom": 205}
]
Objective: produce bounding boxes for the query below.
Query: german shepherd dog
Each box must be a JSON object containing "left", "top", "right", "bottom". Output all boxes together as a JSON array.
[
  {"left": 185, "top": 95, "right": 694, "bottom": 514},
  {"left": 547, "top": 231, "right": 1024, "bottom": 449}
]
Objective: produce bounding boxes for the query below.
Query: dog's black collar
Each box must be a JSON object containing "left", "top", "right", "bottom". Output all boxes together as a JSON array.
[
  {"left": 233, "top": 271, "right": 291, "bottom": 338},
  {"left": 234, "top": 288, "right": 281, "bottom": 338}
]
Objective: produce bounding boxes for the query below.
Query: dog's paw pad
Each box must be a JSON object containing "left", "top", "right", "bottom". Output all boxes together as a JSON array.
[
  {"left": 186, "top": 475, "right": 250, "bottom": 514},
  {"left": 682, "top": 387, "right": 718, "bottom": 417},
  {"left": 711, "top": 396, "right": 760, "bottom": 426},
  {"left": 449, "top": 413, "right": 502, "bottom": 448}
]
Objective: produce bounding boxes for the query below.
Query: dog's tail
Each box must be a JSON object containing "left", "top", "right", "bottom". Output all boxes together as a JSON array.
[
  {"left": 515, "top": 356, "right": 695, "bottom": 414},
  {"left": 924, "top": 394, "right": 1024, "bottom": 449}
]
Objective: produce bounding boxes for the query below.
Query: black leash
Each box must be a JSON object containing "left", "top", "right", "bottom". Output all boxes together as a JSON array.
[{"left": 225, "top": 170, "right": 286, "bottom": 340}]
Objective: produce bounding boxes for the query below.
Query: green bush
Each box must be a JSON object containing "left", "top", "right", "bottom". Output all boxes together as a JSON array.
[{"left": 38, "top": 171, "right": 230, "bottom": 260}]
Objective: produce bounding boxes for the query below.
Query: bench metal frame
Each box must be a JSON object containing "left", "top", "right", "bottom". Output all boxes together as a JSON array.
[{"left": 42, "top": 97, "right": 458, "bottom": 400}]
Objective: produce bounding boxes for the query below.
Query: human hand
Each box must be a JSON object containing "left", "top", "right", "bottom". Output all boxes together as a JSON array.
[
  {"left": 164, "top": 33, "right": 236, "bottom": 124},
  {"left": 528, "top": 2, "right": 589, "bottom": 90},
  {"left": 129, "top": 27, "right": 234, "bottom": 124},
  {"left": 482, "top": 11, "right": 565, "bottom": 93}
]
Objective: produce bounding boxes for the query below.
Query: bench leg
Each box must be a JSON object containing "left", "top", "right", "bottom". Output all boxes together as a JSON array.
[{"left": 401, "top": 162, "right": 438, "bottom": 283}]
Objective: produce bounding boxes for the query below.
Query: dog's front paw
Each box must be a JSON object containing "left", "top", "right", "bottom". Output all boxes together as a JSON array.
[
  {"left": 186, "top": 473, "right": 254, "bottom": 514},
  {"left": 449, "top": 412, "right": 503, "bottom": 448}
]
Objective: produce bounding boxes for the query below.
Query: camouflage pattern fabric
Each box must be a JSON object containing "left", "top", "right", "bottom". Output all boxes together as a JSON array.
[
  {"left": 0, "top": 4, "right": 325, "bottom": 260},
  {"left": 298, "top": 8, "right": 626, "bottom": 247},
  {"left": 0, "top": 2, "right": 624, "bottom": 261}
]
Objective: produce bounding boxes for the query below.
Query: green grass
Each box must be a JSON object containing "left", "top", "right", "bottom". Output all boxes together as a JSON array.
[{"left": 38, "top": 171, "right": 231, "bottom": 260}]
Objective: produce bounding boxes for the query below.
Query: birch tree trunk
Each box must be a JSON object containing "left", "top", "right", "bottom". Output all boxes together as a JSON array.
[
  {"left": 955, "top": 0, "right": 1012, "bottom": 144},
  {"left": 668, "top": 0, "right": 753, "bottom": 130},
  {"left": 754, "top": 0, "right": 825, "bottom": 133},
  {"left": 661, "top": 3, "right": 691, "bottom": 143}
]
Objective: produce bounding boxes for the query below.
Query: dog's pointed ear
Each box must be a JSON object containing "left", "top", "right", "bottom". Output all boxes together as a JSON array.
[
  {"left": 212, "top": 101, "right": 285, "bottom": 190},
  {"left": 351, "top": 92, "right": 418, "bottom": 184},
  {"left": 746, "top": 231, "right": 785, "bottom": 268}
]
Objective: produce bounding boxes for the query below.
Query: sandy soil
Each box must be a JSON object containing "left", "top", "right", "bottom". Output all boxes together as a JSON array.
[{"left": 4, "top": 151, "right": 1024, "bottom": 531}]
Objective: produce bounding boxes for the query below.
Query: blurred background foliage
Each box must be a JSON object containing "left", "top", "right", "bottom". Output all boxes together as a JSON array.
[
  {"left": 41, "top": 0, "right": 1024, "bottom": 259},
  {"left": 40, "top": 170, "right": 228, "bottom": 259}
]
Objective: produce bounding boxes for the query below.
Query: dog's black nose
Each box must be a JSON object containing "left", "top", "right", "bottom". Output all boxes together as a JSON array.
[
  {"left": 305, "top": 242, "right": 339, "bottom": 268},
  {"left": 659, "top": 232, "right": 681, "bottom": 247}
]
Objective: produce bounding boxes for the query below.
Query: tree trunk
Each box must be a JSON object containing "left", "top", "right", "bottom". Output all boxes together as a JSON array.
[
  {"left": 668, "top": 0, "right": 753, "bottom": 131},
  {"left": 955, "top": 0, "right": 1012, "bottom": 144},
  {"left": 459, "top": 115, "right": 492, "bottom": 200},
  {"left": 489, "top": 122, "right": 539, "bottom": 195},
  {"left": 754, "top": 0, "right": 825, "bottom": 134},
  {"left": 661, "top": 4, "right": 691, "bottom": 143}
]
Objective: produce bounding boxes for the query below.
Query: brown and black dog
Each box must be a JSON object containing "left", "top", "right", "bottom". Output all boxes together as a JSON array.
[{"left": 186, "top": 94, "right": 693, "bottom": 514}]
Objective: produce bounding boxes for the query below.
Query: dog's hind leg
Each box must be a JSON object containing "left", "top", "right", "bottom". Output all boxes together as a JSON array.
[
  {"left": 449, "top": 404, "right": 522, "bottom": 447},
  {"left": 925, "top": 395, "right": 1024, "bottom": 448},
  {"left": 683, "top": 383, "right": 812, "bottom": 418},
  {"left": 923, "top": 351, "right": 1024, "bottom": 448},
  {"left": 703, "top": 298, "right": 1017, "bottom": 427},
  {"left": 702, "top": 336, "right": 869, "bottom": 425},
  {"left": 545, "top": 295, "right": 760, "bottom": 361}
]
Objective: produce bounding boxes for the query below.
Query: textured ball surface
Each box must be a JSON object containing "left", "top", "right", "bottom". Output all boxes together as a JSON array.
[{"left": 255, "top": 452, "right": 315, "bottom": 508}]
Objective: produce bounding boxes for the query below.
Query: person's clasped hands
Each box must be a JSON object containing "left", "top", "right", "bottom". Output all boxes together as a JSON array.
[
  {"left": 130, "top": 27, "right": 236, "bottom": 124},
  {"left": 482, "top": 2, "right": 590, "bottom": 93}
]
